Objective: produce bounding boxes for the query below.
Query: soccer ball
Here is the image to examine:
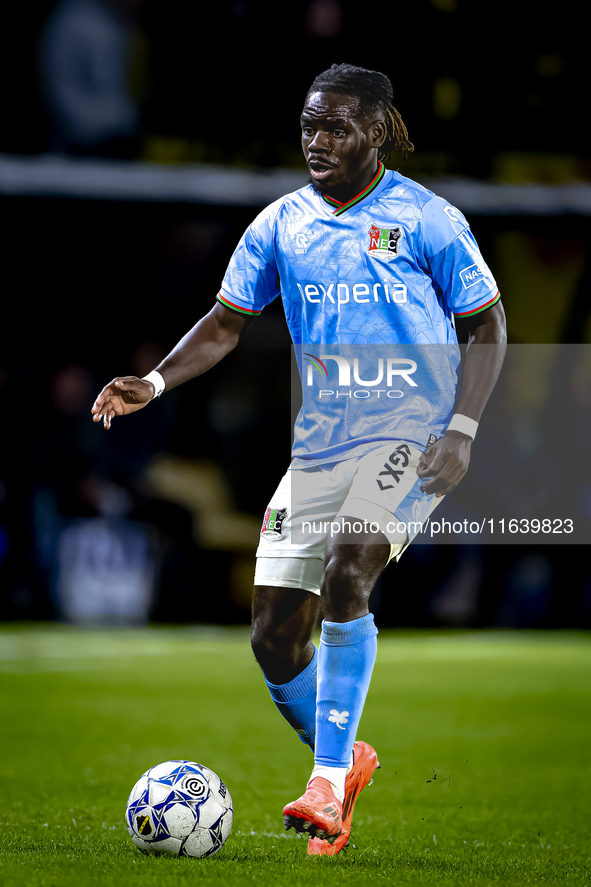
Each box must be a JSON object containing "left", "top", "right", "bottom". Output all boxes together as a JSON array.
[{"left": 125, "top": 760, "right": 233, "bottom": 857}]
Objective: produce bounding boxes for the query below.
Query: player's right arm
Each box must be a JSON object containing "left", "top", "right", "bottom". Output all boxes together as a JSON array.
[
  {"left": 93, "top": 199, "right": 280, "bottom": 428},
  {"left": 91, "top": 302, "right": 249, "bottom": 429}
]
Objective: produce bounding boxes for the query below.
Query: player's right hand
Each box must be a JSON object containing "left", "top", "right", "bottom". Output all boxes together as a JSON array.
[{"left": 91, "top": 376, "right": 155, "bottom": 429}]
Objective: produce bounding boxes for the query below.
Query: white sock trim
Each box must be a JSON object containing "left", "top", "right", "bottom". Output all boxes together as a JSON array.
[{"left": 308, "top": 765, "right": 348, "bottom": 804}]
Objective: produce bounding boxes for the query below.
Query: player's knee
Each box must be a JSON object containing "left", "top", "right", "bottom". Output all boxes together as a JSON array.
[
  {"left": 321, "top": 541, "right": 388, "bottom": 621},
  {"left": 323, "top": 548, "right": 366, "bottom": 589},
  {"left": 321, "top": 550, "right": 369, "bottom": 619},
  {"left": 250, "top": 617, "right": 315, "bottom": 686},
  {"left": 250, "top": 615, "right": 278, "bottom": 663},
  {"left": 250, "top": 585, "right": 320, "bottom": 674},
  {"left": 250, "top": 611, "right": 302, "bottom": 674}
]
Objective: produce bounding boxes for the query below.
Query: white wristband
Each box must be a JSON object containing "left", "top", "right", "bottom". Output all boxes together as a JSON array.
[
  {"left": 142, "top": 370, "right": 166, "bottom": 399},
  {"left": 447, "top": 413, "right": 478, "bottom": 439}
]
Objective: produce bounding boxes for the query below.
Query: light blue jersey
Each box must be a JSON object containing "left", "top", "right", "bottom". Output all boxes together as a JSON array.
[{"left": 217, "top": 164, "right": 499, "bottom": 465}]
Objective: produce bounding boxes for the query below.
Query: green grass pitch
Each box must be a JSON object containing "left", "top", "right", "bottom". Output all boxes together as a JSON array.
[{"left": 0, "top": 625, "right": 589, "bottom": 886}]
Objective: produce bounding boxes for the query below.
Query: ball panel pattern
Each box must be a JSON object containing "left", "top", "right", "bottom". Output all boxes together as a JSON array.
[{"left": 125, "top": 760, "right": 233, "bottom": 858}]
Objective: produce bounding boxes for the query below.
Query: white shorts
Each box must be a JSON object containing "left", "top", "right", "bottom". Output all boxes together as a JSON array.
[{"left": 254, "top": 442, "right": 442, "bottom": 595}]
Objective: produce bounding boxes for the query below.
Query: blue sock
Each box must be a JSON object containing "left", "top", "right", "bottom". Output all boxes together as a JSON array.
[
  {"left": 264, "top": 646, "right": 318, "bottom": 751},
  {"left": 314, "top": 614, "right": 378, "bottom": 768}
]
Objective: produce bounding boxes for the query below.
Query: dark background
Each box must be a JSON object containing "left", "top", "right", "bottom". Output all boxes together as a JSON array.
[
  {"left": 2, "top": 0, "right": 588, "bottom": 170},
  {"left": 0, "top": 0, "right": 589, "bottom": 629}
]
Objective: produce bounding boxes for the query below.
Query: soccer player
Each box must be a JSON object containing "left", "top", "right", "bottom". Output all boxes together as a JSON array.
[{"left": 92, "top": 64, "right": 506, "bottom": 855}]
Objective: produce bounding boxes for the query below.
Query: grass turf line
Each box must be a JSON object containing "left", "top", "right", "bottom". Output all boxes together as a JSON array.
[{"left": 0, "top": 625, "right": 589, "bottom": 885}]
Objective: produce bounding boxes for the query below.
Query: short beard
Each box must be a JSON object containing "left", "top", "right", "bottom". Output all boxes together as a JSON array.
[
  {"left": 308, "top": 176, "right": 326, "bottom": 195},
  {"left": 307, "top": 175, "right": 328, "bottom": 196}
]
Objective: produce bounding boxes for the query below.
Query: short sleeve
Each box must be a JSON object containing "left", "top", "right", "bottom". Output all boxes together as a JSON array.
[
  {"left": 422, "top": 196, "right": 500, "bottom": 317},
  {"left": 217, "top": 200, "right": 281, "bottom": 316}
]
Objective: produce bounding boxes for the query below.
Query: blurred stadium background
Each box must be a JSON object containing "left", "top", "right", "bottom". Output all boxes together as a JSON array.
[{"left": 0, "top": 0, "right": 589, "bottom": 629}]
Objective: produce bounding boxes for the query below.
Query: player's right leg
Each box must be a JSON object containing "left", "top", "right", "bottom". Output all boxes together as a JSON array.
[
  {"left": 251, "top": 465, "right": 336, "bottom": 751},
  {"left": 250, "top": 584, "right": 321, "bottom": 751}
]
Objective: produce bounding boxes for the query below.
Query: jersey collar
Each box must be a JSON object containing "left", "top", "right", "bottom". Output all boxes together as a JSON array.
[{"left": 321, "top": 162, "right": 387, "bottom": 216}]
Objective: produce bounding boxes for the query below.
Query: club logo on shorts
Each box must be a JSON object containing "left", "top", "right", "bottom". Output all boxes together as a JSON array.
[
  {"left": 368, "top": 224, "right": 402, "bottom": 259},
  {"left": 261, "top": 507, "right": 288, "bottom": 540}
]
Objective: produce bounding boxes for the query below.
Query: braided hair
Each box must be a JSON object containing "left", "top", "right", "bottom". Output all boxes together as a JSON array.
[{"left": 306, "top": 63, "right": 414, "bottom": 161}]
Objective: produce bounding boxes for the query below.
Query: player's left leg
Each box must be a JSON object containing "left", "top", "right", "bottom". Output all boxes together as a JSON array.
[
  {"left": 282, "top": 521, "right": 388, "bottom": 840},
  {"left": 301, "top": 442, "right": 445, "bottom": 850},
  {"left": 312, "top": 522, "right": 388, "bottom": 787}
]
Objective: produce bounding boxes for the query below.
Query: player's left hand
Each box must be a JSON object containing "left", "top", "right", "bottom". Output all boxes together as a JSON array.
[{"left": 417, "top": 430, "right": 472, "bottom": 498}]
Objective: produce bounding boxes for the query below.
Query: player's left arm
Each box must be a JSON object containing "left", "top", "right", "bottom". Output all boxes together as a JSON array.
[{"left": 417, "top": 300, "right": 507, "bottom": 497}]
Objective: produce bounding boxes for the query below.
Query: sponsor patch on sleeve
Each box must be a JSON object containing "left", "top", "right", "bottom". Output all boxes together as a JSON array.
[{"left": 459, "top": 263, "right": 485, "bottom": 289}]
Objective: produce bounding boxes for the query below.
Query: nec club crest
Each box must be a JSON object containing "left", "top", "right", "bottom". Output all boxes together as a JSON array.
[
  {"left": 261, "top": 507, "right": 287, "bottom": 539},
  {"left": 368, "top": 224, "right": 402, "bottom": 259}
]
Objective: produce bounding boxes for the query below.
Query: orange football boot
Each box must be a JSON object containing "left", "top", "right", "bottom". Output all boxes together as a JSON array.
[
  {"left": 307, "top": 741, "right": 380, "bottom": 856},
  {"left": 282, "top": 777, "right": 342, "bottom": 840}
]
